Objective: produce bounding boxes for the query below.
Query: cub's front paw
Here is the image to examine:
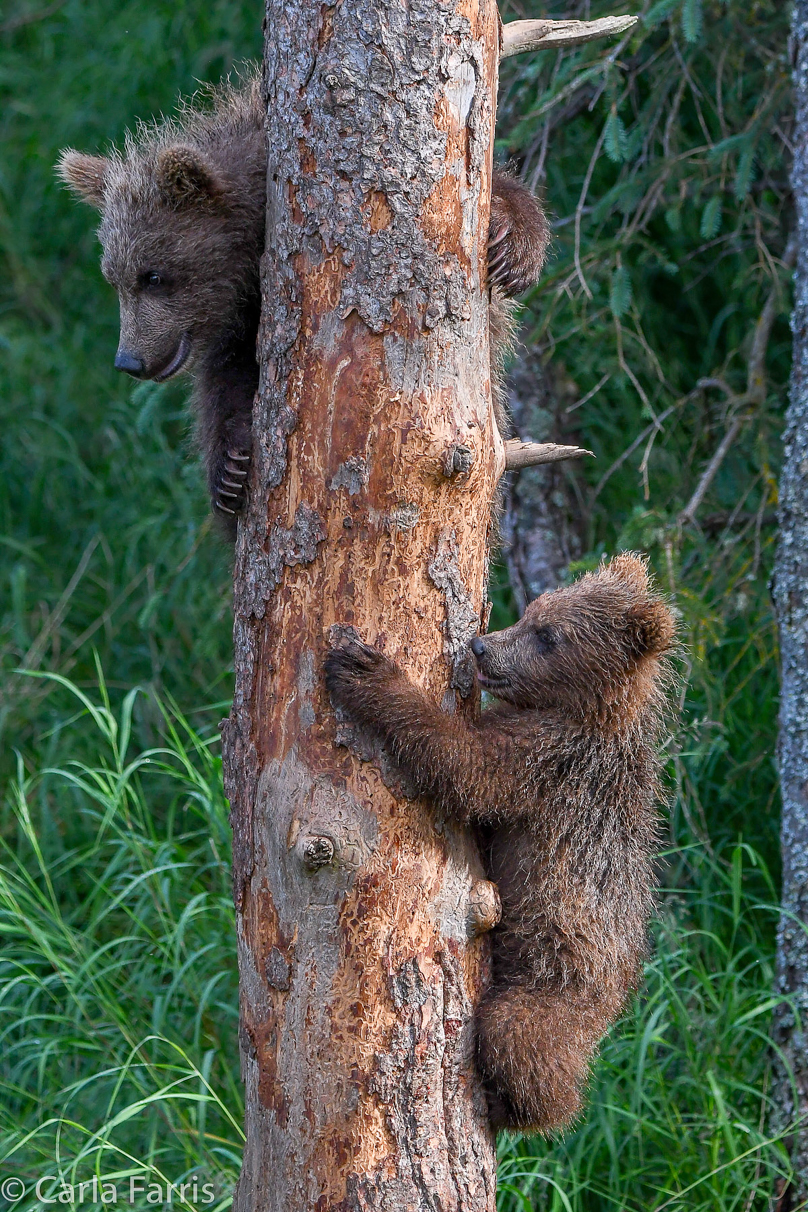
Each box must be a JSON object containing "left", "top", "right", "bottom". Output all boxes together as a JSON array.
[
  {"left": 213, "top": 448, "right": 251, "bottom": 517},
  {"left": 489, "top": 172, "right": 550, "bottom": 297},
  {"left": 324, "top": 639, "right": 397, "bottom": 710}
]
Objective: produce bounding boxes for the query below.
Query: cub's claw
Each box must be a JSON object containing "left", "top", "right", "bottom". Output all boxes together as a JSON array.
[
  {"left": 487, "top": 216, "right": 539, "bottom": 295},
  {"left": 488, "top": 171, "right": 550, "bottom": 298},
  {"left": 213, "top": 447, "right": 251, "bottom": 516},
  {"left": 324, "top": 639, "right": 393, "bottom": 707}
]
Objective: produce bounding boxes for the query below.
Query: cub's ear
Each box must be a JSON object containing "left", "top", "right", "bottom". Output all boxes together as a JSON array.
[
  {"left": 607, "top": 552, "right": 650, "bottom": 591},
  {"left": 156, "top": 145, "right": 225, "bottom": 206},
  {"left": 625, "top": 598, "right": 676, "bottom": 658},
  {"left": 57, "top": 151, "right": 109, "bottom": 208}
]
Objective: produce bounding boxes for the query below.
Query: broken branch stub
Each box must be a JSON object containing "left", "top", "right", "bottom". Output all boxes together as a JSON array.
[
  {"left": 504, "top": 438, "right": 594, "bottom": 472},
  {"left": 501, "top": 15, "right": 638, "bottom": 59}
]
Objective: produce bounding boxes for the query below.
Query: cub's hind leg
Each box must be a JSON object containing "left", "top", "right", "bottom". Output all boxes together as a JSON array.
[{"left": 476, "top": 985, "right": 618, "bottom": 1133}]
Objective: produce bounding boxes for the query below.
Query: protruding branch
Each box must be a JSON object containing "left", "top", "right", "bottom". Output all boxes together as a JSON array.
[
  {"left": 501, "top": 15, "right": 638, "bottom": 59},
  {"left": 504, "top": 439, "right": 594, "bottom": 472}
]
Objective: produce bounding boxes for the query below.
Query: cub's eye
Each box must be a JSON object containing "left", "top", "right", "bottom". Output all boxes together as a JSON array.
[
  {"left": 139, "top": 271, "right": 166, "bottom": 291},
  {"left": 534, "top": 626, "right": 556, "bottom": 650},
  {"left": 146, "top": 273, "right": 162, "bottom": 288}
]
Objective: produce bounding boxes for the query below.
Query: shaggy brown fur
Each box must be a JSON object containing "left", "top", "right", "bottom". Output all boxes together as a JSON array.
[
  {"left": 58, "top": 77, "right": 266, "bottom": 535},
  {"left": 58, "top": 73, "right": 549, "bottom": 534},
  {"left": 325, "top": 553, "right": 676, "bottom": 1133}
]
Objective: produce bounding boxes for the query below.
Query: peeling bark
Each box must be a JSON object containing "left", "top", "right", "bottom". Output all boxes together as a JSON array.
[
  {"left": 222, "top": 2, "right": 502, "bottom": 1208},
  {"left": 772, "top": 3, "right": 808, "bottom": 1197}
]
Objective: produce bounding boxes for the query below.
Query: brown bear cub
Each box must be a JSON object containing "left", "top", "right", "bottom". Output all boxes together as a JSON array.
[
  {"left": 325, "top": 554, "right": 676, "bottom": 1133},
  {"left": 57, "top": 75, "right": 549, "bottom": 534}
]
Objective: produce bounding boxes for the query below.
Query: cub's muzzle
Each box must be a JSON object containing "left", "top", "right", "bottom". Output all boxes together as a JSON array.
[{"left": 114, "top": 349, "right": 145, "bottom": 376}]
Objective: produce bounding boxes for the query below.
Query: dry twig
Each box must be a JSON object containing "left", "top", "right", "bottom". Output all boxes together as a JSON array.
[
  {"left": 501, "top": 16, "right": 638, "bottom": 59},
  {"left": 0, "top": 0, "right": 65, "bottom": 33},
  {"left": 504, "top": 439, "right": 593, "bottom": 471},
  {"left": 679, "top": 237, "right": 796, "bottom": 527}
]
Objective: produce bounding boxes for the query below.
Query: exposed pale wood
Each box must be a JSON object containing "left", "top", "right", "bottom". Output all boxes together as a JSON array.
[
  {"left": 223, "top": 1, "right": 503, "bottom": 1209},
  {"left": 501, "top": 15, "right": 638, "bottom": 59},
  {"left": 504, "top": 438, "right": 594, "bottom": 470}
]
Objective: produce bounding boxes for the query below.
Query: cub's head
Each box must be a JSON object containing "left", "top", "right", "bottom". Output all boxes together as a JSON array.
[
  {"left": 471, "top": 553, "right": 676, "bottom": 721},
  {"left": 58, "top": 112, "right": 263, "bottom": 383}
]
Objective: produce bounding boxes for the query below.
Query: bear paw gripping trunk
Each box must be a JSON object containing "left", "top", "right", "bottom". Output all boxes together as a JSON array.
[{"left": 221, "top": 1, "right": 503, "bottom": 1208}]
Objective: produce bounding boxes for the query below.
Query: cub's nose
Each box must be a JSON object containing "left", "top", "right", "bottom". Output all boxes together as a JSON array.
[
  {"left": 470, "top": 637, "right": 486, "bottom": 658},
  {"left": 114, "top": 349, "right": 145, "bottom": 376}
]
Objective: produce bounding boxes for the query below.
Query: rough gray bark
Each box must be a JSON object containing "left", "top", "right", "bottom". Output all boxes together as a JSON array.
[
  {"left": 772, "top": 2, "right": 808, "bottom": 1197},
  {"left": 221, "top": 1, "right": 502, "bottom": 1208},
  {"left": 500, "top": 350, "right": 584, "bottom": 610}
]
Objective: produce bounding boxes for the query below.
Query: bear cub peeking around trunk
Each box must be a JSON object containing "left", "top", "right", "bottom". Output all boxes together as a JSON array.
[
  {"left": 58, "top": 74, "right": 549, "bottom": 536},
  {"left": 325, "top": 553, "right": 676, "bottom": 1133}
]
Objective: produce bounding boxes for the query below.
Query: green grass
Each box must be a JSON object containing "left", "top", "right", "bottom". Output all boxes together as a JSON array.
[
  {"left": 0, "top": 672, "right": 792, "bottom": 1210},
  {"left": 0, "top": 675, "right": 242, "bottom": 1211}
]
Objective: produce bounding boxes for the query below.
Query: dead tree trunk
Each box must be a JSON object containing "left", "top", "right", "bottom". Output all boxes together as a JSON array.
[
  {"left": 222, "top": 2, "right": 502, "bottom": 1207},
  {"left": 221, "top": 6, "right": 640, "bottom": 1207},
  {"left": 500, "top": 351, "right": 586, "bottom": 610},
  {"left": 772, "top": 2, "right": 808, "bottom": 1197}
]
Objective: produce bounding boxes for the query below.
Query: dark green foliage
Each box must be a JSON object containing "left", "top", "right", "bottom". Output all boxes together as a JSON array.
[
  {"left": 491, "top": 0, "right": 792, "bottom": 1204},
  {"left": 495, "top": 0, "right": 790, "bottom": 858},
  {"left": 0, "top": 0, "right": 795, "bottom": 1205},
  {"left": 0, "top": 0, "right": 262, "bottom": 770}
]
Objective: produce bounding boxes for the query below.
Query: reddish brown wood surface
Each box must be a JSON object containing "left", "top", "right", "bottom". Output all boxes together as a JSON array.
[{"left": 222, "top": 2, "right": 503, "bottom": 1207}]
